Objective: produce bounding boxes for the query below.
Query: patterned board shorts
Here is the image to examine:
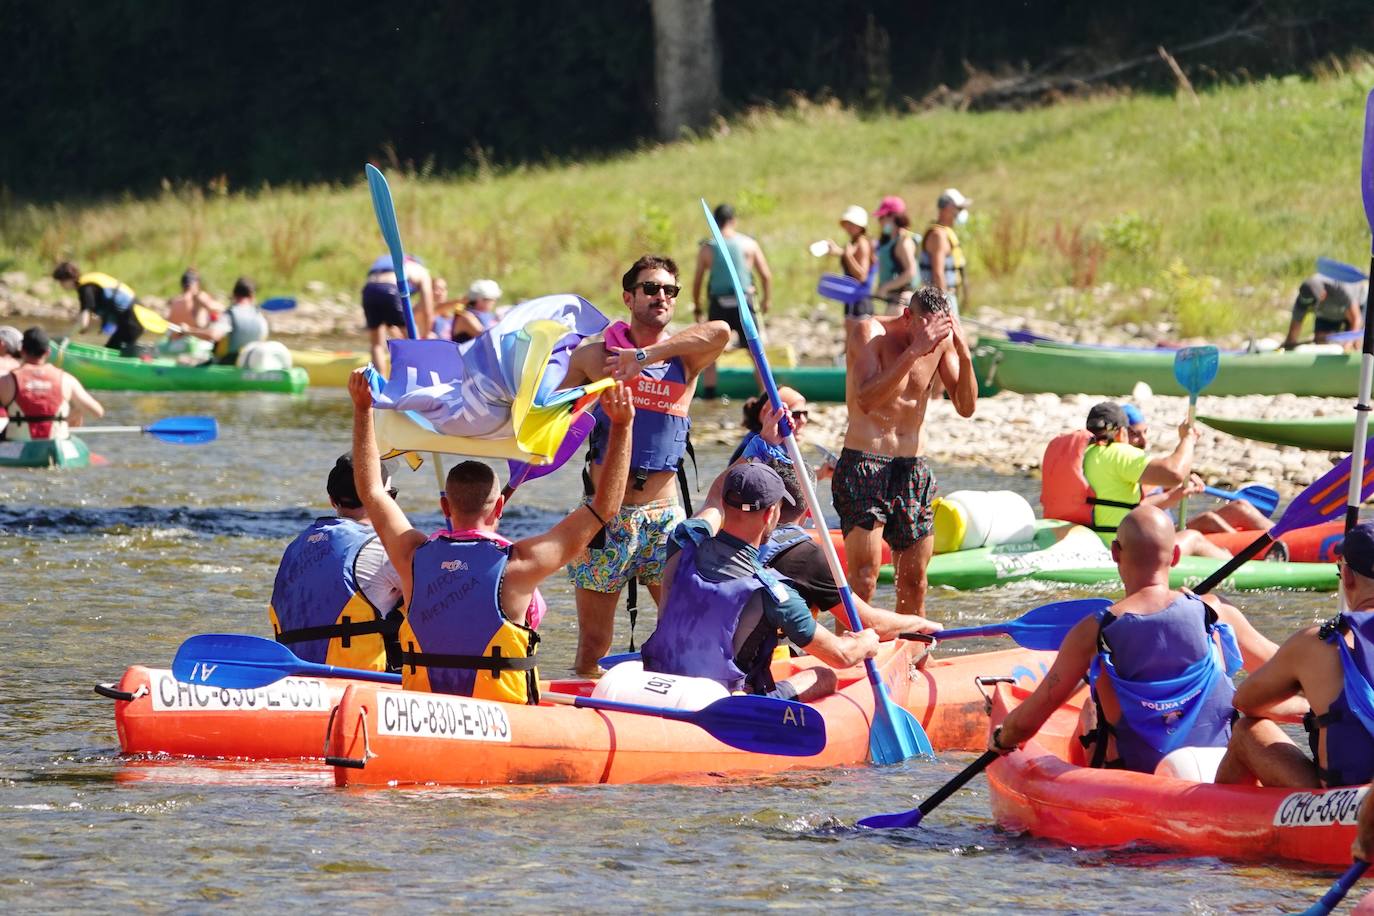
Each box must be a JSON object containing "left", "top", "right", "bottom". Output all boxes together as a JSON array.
[
  {"left": 831, "top": 448, "right": 936, "bottom": 550},
  {"left": 567, "top": 498, "right": 687, "bottom": 593}
]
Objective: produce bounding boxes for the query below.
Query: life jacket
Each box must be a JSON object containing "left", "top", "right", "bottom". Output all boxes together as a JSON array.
[
  {"left": 1304, "top": 611, "right": 1374, "bottom": 787},
  {"left": 586, "top": 321, "right": 692, "bottom": 487},
  {"left": 640, "top": 525, "right": 788, "bottom": 694},
  {"left": 876, "top": 228, "right": 916, "bottom": 290},
  {"left": 758, "top": 523, "right": 813, "bottom": 567},
  {"left": 398, "top": 535, "right": 540, "bottom": 704},
  {"left": 1085, "top": 593, "right": 1242, "bottom": 773},
  {"left": 78, "top": 272, "right": 136, "bottom": 320},
  {"left": 1040, "top": 430, "right": 1138, "bottom": 531},
  {"left": 453, "top": 308, "right": 498, "bottom": 343},
  {"left": 214, "top": 302, "right": 269, "bottom": 361},
  {"left": 429, "top": 528, "right": 546, "bottom": 630},
  {"left": 919, "top": 222, "right": 966, "bottom": 297},
  {"left": 707, "top": 234, "right": 753, "bottom": 298},
  {"left": 269, "top": 517, "right": 402, "bottom": 671},
  {"left": 2, "top": 363, "right": 68, "bottom": 441}
]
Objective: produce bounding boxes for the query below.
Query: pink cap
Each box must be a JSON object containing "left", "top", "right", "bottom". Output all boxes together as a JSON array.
[{"left": 873, "top": 195, "right": 907, "bottom": 218}]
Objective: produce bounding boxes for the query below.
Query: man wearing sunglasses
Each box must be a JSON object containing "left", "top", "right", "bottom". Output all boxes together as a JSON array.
[
  {"left": 691, "top": 203, "right": 773, "bottom": 399},
  {"left": 268, "top": 453, "right": 407, "bottom": 674},
  {"left": 562, "top": 254, "right": 732, "bottom": 677},
  {"left": 835, "top": 285, "right": 977, "bottom": 616}
]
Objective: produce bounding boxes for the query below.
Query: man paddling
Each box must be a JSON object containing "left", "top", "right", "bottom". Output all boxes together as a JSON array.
[
  {"left": 835, "top": 285, "right": 976, "bottom": 615},
  {"left": 349, "top": 368, "right": 635, "bottom": 701},
  {"left": 163, "top": 267, "right": 222, "bottom": 355},
  {"left": 641, "top": 461, "right": 880, "bottom": 702},
  {"left": 988, "top": 506, "right": 1279, "bottom": 773},
  {"left": 268, "top": 454, "right": 406, "bottom": 672},
  {"left": 206, "top": 277, "right": 270, "bottom": 365},
  {"left": 561, "top": 255, "right": 731, "bottom": 678},
  {"left": 1215, "top": 522, "right": 1374, "bottom": 789},
  {"left": 0, "top": 327, "right": 104, "bottom": 441}
]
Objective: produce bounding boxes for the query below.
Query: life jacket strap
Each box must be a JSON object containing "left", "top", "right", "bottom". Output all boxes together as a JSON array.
[
  {"left": 7, "top": 414, "right": 64, "bottom": 424},
  {"left": 276, "top": 615, "right": 400, "bottom": 649},
  {"left": 400, "top": 644, "right": 539, "bottom": 675}
]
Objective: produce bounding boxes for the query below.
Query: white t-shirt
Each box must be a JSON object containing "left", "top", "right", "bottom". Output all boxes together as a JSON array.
[{"left": 354, "top": 538, "right": 404, "bottom": 613}]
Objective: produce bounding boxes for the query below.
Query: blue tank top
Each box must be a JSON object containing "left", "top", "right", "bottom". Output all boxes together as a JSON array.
[
  {"left": 269, "top": 517, "right": 393, "bottom": 665},
  {"left": 707, "top": 235, "right": 753, "bottom": 297},
  {"left": 587, "top": 354, "right": 691, "bottom": 478},
  {"left": 1089, "top": 593, "right": 1241, "bottom": 773},
  {"left": 1307, "top": 611, "right": 1374, "bottom": 786},
  {"left": 876, "top": 228, "right": 916, "bottom": 289},
  {"left": 641, "top": 529, "right": 785, "bottom": 693}
]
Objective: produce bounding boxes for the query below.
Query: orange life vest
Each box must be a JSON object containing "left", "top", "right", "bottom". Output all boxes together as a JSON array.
[{"left": 1040, "top": 430, "right": 1137, "bottom": 531}]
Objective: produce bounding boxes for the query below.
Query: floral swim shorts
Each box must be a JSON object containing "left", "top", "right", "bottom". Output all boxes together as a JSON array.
[{"left": 566, "top": 498, "right": 688, "bottom": 593}]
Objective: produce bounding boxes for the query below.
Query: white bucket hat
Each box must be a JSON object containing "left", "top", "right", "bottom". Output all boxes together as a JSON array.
[{"left": 839, "top": 204, "right": 869, "bottom": 229}]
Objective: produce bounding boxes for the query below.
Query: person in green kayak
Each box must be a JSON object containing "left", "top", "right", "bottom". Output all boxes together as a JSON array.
[
  {"left": 269, "top": 454, "right": 406, "bottom": 673},
  {"left": 205, "top": 277, "right": 269, "bottom": 365},
  {"left": 52, "top": 261, "right": 147, "bottom": 354},
  {"left": 988, "top": 506, "right": 1279, "bottom": 774},
  {"left": 0, "top": 327, "right": 104, "bottom": 441},
  {"left": 1281, "top": 273, "right": 1367, "bottom": 350},
  {"left": 1041, "top": 401, "right": 1233, "bottom": 558},
  {"left": 1215, "top": 521, "right": 1374, "bottom": 789},
  {"left": 163, "top": 267, "right": 222, "bottom": 356},
  {"left": 349, "top": 368, "right": 636, "bottom": 702},
  {"left": 691, "top": 203, "right": 773, "bottom": 399}
]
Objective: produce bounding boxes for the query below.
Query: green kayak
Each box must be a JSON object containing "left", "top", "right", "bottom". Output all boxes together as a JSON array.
[
  {"left": 0, "top": 436, "right": 91, "bottom": 468},
  {"left": 975, "top": 337, "right": 1361, "bottom": 397},
  {"left": 698, "top": 365, "right": 846, "bottom": 402},
  {"left": 1199, "top": 414, "right": 1353, "bottom": 451},
  {"left": 54, "top": 340, "right": 308, "bottom": 393},
  {"left": 877, "top": 521, "right": 1336, "bottom": 591}
]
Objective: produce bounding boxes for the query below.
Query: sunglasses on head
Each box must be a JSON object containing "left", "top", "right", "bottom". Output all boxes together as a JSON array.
[{"left": 632, "top": 280, "right": 680, "bottom": 298}]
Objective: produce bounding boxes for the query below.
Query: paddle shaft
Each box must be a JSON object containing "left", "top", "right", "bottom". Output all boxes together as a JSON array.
[
  {"left": 1348, "top": 87, "right": 1374, "bottom": 613},
  {"left": 919, "top": 751, "right": 999, "bottom": 816},
  {"left": 1300, "top": 860, "right": 1368, "bottom": 916}
]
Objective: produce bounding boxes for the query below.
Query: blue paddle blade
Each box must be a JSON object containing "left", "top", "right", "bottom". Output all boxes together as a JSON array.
[
  {"left": 868, "top": 676, "right": 933, "bottom": 763},
  {"left": 1203, "top": 483, "right": 1279, "bottom": 518},
  {"left": 260, "top": 296, "right": 297, "bottom": 312},
  {"left": 365, "top": 164, "right": 418, "bottom": 339},
  {"left": 598, "top": 652, "right": 641, "bottom": 669},
  {"left": 936, "top": 598, "right": 1112, "bottom": 651},
  {"left": 1173, "top": 345, "right": 1220, "bottom": 396},
  {"left": 172, "top": 633, "right": 401, "bottom": 689},
  {"left": 1316, "top": 256, "right": 1368, "bottom": 284},
  {"left": 816, "top": 273, "right": 868, "bottom": 305},
  {"left": 858, "top": 749, "right": 1000, "bottom": 829},
  {"left": 145, "top": 415, "right": 218, "bottom": 444},
  {"left": 572, "top": 693, "right": 826, "bottom": 757}
]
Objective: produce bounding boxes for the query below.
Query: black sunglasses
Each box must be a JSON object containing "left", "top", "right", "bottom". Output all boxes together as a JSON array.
[
  {"left": 790, "top": 409, "right": 809, "bottom": 422},
  {"left": 632, "top": 280, "right": 680, "bottom": 298}
]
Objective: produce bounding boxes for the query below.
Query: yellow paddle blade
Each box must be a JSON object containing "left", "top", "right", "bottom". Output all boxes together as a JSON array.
[{"left": 132, "top": 303, "right": 171, "bottom": 335}]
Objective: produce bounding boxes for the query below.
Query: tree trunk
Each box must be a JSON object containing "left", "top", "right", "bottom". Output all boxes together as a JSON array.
[{"left": 650, "top": 0, "right": 720, "bottom": 140}]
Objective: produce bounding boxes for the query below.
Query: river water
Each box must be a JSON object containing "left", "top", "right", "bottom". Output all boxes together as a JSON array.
[{"left": 0, "top": 390, "right": 1352, "bottom": 913}]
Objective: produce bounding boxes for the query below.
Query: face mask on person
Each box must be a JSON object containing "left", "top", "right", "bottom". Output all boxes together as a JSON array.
[
  {"left": 881, "top": 220, "right": 894, "bottom": 237},
  {"left": 955, "top": 209, "right": 969, "bottom": 227}
]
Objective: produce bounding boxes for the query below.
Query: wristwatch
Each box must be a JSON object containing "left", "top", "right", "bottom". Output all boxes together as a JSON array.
[
  {"left": 991, "top": 725, "right": 1011, "bottom": 752},
  {"left": 633, "top": 348, "right": 648, "bottom": 363}
]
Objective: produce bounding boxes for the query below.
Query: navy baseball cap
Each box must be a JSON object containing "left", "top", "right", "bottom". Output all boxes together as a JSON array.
[
  {"left": 722, "top": 462, "right": 795, "bottom": 512},
  {"left": 1337, "top": 522, "right": 1374, "bottom": 579},
  {"left": 1087, "top": 402, "right": 1127, "bottom": 433}
]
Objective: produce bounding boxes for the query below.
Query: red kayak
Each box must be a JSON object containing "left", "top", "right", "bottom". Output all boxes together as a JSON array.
[{"left": 1204, "top": 520, "right": 1343, "bottom": 562}]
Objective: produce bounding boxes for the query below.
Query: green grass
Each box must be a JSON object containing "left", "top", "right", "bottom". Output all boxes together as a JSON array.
[{"left": 3, "top": 65, "right": 1372, "bottom": 338}]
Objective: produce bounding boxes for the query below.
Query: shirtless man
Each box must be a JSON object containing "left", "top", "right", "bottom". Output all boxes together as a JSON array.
[
  {"left": 561, "top": 254, "right": 731, "bottom": 677},
  {"left": 834, "top": 286, "right": 976, "bottom": 614},
  {"left": 165, "top": 268, "right": 222, "bottom": 349}
]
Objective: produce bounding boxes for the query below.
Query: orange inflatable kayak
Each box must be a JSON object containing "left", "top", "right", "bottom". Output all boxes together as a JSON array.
[
  {"left": 326, "top": 639, "right": 1053, "bottom": 787},
  {"left": 1204, "top": 520, "right": 1344, "bottom": 563},
  {"left": 986, "top": 683, "right": 1362, "bottom": 867}
]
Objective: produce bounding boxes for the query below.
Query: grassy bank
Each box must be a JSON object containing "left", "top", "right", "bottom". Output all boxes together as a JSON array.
[{"left": 3, "top": 64, "right": 1371, "bottom": 338}]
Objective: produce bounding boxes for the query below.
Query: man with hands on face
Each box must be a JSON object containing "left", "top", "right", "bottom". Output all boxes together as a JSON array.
[
  {"left": 561, "top": 254, "right": 731, "bottom": 678},
  {"left": 347, "top": 368, "right": 637, "bottom": 702}
]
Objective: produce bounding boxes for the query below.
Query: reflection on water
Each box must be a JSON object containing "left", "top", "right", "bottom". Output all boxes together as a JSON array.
[{"left": 0, "top": 391, "right": 1345, "bottom": 910}]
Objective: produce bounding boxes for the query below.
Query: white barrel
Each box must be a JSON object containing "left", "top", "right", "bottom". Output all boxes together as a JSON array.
[
  {"left": 941, "top": 490, "right": 1038, "bottom": 550},
  {"left": 237, "top": 340, "right": 293, "bottom": 371},
  {"left": 591, "top": 660, "right": 729, "bottom": 711},
  {"left": 1153, "top": 745, "right": 1227, "bottom": 783}
]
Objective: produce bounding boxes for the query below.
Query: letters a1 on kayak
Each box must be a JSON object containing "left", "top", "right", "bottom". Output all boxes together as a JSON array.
[{"left": 96, "top": 643, "right": 1058, "bottom": 783}]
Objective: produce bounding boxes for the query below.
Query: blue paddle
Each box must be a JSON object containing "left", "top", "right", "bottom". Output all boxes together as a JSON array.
[
  {"left": 260, "top": 296, "right": 297, "bottom": 312},
  {"left": 174, "top": 634, "right": 824, "bottom": 756},
  {"left": 1296, "top": 860, "right": 1368, "bottom": 916},
  {"left": 543, "top": 692, "right": 826, "bottom": 757},
  {"left": 1317, "top": 256, "right": 1369, "bottom": 284},
  {"left": 77, "top": 415, "right": 218, "bottom": 444},
  {"left": 856, "top": 750, "right": 999, "bottom": 829},
  {"left": 1201, "top": 483, "right": 1279, "bottom": 517},
  {"left": 364, "top": 164, "right": 450, "bottom": 527},
  {"left": 172, "top": 634, "right": 403, "bottom": 688},
  {"left": 901, "top": 598, "right": 1112, "bottom": 652},
  {"left": 1344, "top": 86, "right": 1374, "bottom": 617},
  {"left": 1172, "top": 345, "right": 1221, "bottom": 529},
  {"left": 708, "top": 199, "right": 931, "bottom": 763}
]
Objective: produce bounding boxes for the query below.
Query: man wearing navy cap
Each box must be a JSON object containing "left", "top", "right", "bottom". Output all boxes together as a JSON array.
[
  {"left": 641, "top": 461, "right": 879, "bottom": 702},
  {"left": 1217, "top": 522, "right": 1374, "bottom": 788}
]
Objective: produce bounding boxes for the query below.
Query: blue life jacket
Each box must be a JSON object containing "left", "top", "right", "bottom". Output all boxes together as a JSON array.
[
  {"left": 1087, "top": 593, "right": 1242, "bottom": 773},
  {"left": 1305, "top": 611, "right": 1374, "bottom": 787},
  {"left": 641, "top": 526, "right": 788, "bottom": 693},
  {"left": 269, "top": 517, "right": 401, "bottom": 671},
  {"left": 399, "top": 536, "right": 540, "bottom": 704},
  {"left": 758, "top": 523, "right": 813, "bottom": 567},
  {"left": 587, "top": 350, "right": 691, "bottom": 485}
]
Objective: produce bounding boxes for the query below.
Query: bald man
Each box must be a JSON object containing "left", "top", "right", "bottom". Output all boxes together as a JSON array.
[{"left": 987, "top": 506, "right": 1279, "bottom": 773}]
